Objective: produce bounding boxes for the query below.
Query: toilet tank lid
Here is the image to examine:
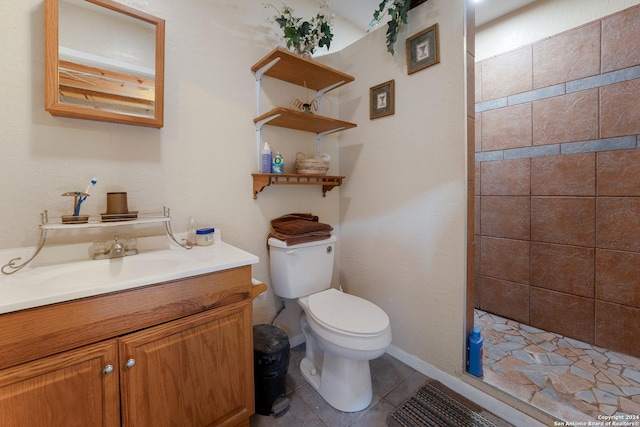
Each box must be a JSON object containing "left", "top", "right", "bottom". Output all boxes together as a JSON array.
[{"left": 268, "top": 234, "right": 336, "bottom": 249}]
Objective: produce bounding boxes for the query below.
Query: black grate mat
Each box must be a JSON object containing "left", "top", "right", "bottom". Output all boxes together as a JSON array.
[{"left": 388, "top": 381, "right": 511, "bottom": 427}]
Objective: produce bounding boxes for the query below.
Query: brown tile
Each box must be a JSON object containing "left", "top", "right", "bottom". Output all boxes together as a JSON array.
[
  {"left": 531, "top": 153, "right": 595, "bottom": 196},
  {"left": 481, "top": 158, "right": 531, "bottom": 196},
  {"left": 479, "top": 276, "right": 529, "bottom": 324},
  {"left": 481, "top": 103, "right": 532, "bottom": 151},
  {"left": 467, "top": 243, "right": 476, "bottom": 332},
  {"left": 481, "top": 46, "right": 532, "bottom": 100},
  {"left": 602, "top": 5, "right": 640, "bottom": 72},
  {"left": 596, "top": 301, "right": 640, "bottom": 357},
  {"left": 467, "top": 53, "right": 475, "bottom": 119},
  {"left": 601, "top": 79, "right": 640, "bottom": 138},
  {"left": 480, "top": 236, "right": 530, "bottom": 284},
  {"left": 531, "top": 197, "right": 595, "bottom": 246},
  {"left": 475, "top": 113, "right": 482, "bottom": 153},
  {"left": 475, "top": 163, "right": 481, "bottom": 195},
  {"left": 475, "top": 196, "right": 481, "bottom": 234},
  {"left": 531, "top": 243, "right": 594, "bottom": 298},
  {"left": 468, "top": 117, "right": 476, "bottom": 179},
  {"left": 532, "top": 89, "right": 599, "bottom": 145},
  {"left": 596, "top": 249, "right": 640, "bottom": 308},
  {"left": 475, "top": 61, "right": 482, "bottom": 103},
  {"left": 533, "top": 22, "right": 600, "bottom": 89},
  {"left": 597, "top": 148, "right": 640, "bottom": 196},
  {"left": 475, "top": 235, "right": 481, "bottom": 278},
  {"left": 597, "top": 197, "right": 640, "bottom": 252},
  {"left": 530, "top": 287, "right": 594, "bottom": 344},
  {"left": 468, "top": 180, "right": 475, "bottom": 237},
  {"left": 481, "top": 196, "right": 530, "bottom": 240}
]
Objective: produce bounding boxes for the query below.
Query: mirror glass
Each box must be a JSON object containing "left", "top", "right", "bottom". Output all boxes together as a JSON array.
[{"left": 45, "top": 0, "right": 165, "bottom": 128}]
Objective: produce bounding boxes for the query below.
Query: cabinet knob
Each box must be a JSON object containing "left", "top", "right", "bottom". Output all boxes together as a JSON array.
[
  {"left": 103, "top": 364, "right": 114, "bottom": 375},
  {"left": 125, "top": 358, "right": 136, "bottom": 368}
]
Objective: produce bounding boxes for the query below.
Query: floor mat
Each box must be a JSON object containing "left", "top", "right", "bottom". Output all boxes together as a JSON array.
[{"left": 387, "top": 380, "right": 513, "bottom": 427}]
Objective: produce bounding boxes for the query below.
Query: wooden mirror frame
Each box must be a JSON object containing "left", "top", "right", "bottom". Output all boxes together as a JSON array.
[{"left": 45, "top": 0, "right": 165, "bottom": 128}]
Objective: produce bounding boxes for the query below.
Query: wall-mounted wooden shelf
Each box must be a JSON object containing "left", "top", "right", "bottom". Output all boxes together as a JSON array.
[
  {"left": 251, "top": 48, "right": 355, "bottom": 199},
  {"left": 252, "top": 174, "right": 344, "bottom": 199},
  {"left": 251, "top": 47, "right": 354, "bottom": 92},
  {"left": 254, "top": 107, "right": 356, "bottom": 134}
]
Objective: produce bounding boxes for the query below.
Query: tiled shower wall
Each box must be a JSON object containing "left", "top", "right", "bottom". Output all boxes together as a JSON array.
[{"left": 474, "top": 5, "right": 640, "bottom": 358}]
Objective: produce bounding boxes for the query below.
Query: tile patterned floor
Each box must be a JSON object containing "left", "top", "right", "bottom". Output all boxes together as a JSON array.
[
  {"left": 251, "top": 312, "right": 640, "bottom": 426},
  {"left": 250, "top": 344, "right": 430, "bottom": 427},
  {"left": 476, "top": 309, "right": 640, "bottom": 422}
]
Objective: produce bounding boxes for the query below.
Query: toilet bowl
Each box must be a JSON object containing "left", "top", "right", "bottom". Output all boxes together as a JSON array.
[
  {"left": 298, "top": 288, "right": 391, "bottom": 412},
  {"left": 268, "top": 235, "right": 392, "bottom": 412}
]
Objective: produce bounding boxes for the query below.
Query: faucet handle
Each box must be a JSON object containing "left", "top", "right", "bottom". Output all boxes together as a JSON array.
[
  {"left": 110, "top": 236, "right": 125, "bottom": 258},
  {"left": 92, "top": 241, "right": 107, "bottom": 255}
]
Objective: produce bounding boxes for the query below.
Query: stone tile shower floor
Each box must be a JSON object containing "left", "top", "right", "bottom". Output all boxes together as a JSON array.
[{"left": 476, "top": 309, "right": 640, "bottom": 423}]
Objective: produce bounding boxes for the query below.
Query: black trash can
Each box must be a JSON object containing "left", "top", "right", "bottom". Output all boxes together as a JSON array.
[{"left": 253, "top": 324, "right": 291, "bottom": 416}]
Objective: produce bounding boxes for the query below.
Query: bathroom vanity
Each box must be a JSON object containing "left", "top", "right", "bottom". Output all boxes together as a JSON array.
[{"left": 0, "top": 241, "right": 260, "bottom": 427}]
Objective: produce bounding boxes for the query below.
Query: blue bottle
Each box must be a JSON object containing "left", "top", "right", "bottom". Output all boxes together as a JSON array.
[
  {"left": 261, "top": 142, "right": 272, "bottom": 174},
  {"left": 467, "top": 327, "right": 484, "bottom": 377}
]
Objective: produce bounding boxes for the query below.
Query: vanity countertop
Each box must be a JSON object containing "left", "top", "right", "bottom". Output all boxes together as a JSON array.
[{"left": 0, "top": 241, "right": 259, "bottom": 315}]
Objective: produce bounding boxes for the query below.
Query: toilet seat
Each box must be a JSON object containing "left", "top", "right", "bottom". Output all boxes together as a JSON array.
[{"left": 306, "top": 289, "right": 389, "bottom": 337}]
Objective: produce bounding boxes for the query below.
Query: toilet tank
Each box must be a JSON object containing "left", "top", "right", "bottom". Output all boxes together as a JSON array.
[{"left": 268, "top": 235, "right": 336, "bottom": 299}]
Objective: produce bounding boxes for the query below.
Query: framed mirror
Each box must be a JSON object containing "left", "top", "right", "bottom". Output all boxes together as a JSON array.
[{"left": 45, "top": 0, "right": 165, "bottom": 128}]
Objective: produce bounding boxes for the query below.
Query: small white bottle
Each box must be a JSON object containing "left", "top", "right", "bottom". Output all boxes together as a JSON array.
[
  {"left": 187, "top": 217, "right": 196, "bottom": 247},
  {"left": 261, "top": 142, "right": 272, "bottom": 174}
]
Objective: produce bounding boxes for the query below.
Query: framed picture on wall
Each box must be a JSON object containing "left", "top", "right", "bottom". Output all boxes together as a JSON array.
[
  {"left": 406, "top": 23, "right": 440, "bottom": 75},
  {"left": 370, "top": 80, "right": 395, "bottom": 120}
]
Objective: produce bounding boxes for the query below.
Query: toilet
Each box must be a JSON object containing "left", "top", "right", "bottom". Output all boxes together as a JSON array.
[{"left": 268, "top": 235, "right": 391, "bottom": 412}]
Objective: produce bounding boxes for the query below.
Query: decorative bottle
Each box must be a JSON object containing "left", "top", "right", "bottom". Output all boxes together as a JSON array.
[{"left": 272, "top": 152, "right": 284, "bottom": 174}]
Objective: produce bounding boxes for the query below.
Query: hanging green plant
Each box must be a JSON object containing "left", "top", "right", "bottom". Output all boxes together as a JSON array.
[{"left": 370, "top": 0, "right": 422, "bottom": 55}]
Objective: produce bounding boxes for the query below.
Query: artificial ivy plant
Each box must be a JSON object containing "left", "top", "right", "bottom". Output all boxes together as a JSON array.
[{"left": 370, "top": 0, "right": 411, "bottom": 55}]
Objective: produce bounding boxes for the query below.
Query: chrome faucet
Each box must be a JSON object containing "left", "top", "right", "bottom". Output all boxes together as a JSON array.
[
  {"left": 92, "top": 237, "right": 138, "bottom": 260},
  {"left": 109, "top": 236, "right": 125, "bottom": 258}
]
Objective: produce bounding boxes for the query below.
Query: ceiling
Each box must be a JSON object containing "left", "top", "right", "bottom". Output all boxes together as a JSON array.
[{"left": 331, "top": 0, "right": 538, "bottom": 31}]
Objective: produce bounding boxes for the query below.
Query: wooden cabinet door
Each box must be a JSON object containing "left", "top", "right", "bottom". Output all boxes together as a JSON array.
[
  {"left": 0, "top": 340, "right": 119, "bottom": 427},
  {"left": 119, "top": 300, "right": 254, "bottom": 427}
]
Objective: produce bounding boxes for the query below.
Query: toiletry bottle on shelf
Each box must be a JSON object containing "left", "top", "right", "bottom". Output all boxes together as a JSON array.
[
  {"left": 261, "top": 142, "right": 272, "bottom": 174},
  {"left": 467, "top": 327, "right": 484, "bottom": 377},
  {"left": 272, "top": 152, "right": 284, "bottom": 174}
]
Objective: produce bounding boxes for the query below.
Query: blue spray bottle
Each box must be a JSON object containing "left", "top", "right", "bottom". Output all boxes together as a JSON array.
[
  {"left": 467, "top": 327, "right": 484, "bottom": 377},
  {"left": 261, "top": 142, "right": 272, "bottom": 174}
]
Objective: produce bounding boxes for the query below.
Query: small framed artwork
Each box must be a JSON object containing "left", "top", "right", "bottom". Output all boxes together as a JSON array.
[
  {"left": 369, "top": 80, "right": 395, "bottom": 120},
  {"left": 406, "top": 23, "right": 440, "bottom": 75}
]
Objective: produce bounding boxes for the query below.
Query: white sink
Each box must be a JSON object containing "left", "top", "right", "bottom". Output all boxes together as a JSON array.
[
  {"left": 0, "top": 241, "right": 259, "bottom": 315},
  {"left": 30, "top": 256, "right": 184, "bottom": 290}
]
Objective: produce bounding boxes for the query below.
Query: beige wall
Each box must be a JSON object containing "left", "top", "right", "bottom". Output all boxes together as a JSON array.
[
  {"left": 337, "top": 0, "right": 469, "bottom": 374},
  {"left": 1, "top": 0, "right": 469, "bottom": 374},
  {"left": 0, "top": 0, "right": 360, "bottom": 326}
]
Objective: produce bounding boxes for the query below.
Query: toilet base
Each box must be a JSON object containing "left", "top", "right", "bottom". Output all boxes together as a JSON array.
[{"left": 300, "top": 352, "right": 373, "bottom": 412}]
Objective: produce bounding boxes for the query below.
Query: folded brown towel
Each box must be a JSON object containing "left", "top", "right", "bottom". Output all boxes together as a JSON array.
[
  {"left": 271, "top": 213, "right": 333, "bottom": 234},
  {"left": 269, "top": 213, "right": 333, "bottom": 246},
  {"left": 268, "top": 231, "right": 332, "bottom": 246},
  {"left": 272, "top": 219, "right": 333, "bottom": 235}
]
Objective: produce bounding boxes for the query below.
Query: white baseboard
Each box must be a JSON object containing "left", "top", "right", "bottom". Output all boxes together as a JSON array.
[
  {"left": 385, "top": 344, "right": 547, "bottom": 427},
  {"left": 288, "top": 332, "right": 305, "bottom": 348}
]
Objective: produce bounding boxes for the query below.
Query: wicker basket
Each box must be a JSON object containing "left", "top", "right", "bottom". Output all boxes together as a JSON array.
[{"left": 295, "top": 152, "right": 330, "bottom": 175}]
